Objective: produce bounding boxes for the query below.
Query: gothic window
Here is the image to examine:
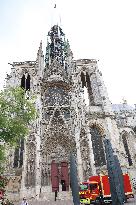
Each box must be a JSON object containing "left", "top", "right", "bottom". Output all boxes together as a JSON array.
[
  {"left": 26, "top": 74, "right": 30, "bottom": 90},
  {"left": 21, "top": 75, "right": 25, "bottom": 89},
  {"left": 122, "top": 134, "right": 133, "bottom": 166},
  {"left": 80, "top": 72, "right": 94, "bottom": 105},
  {"left": 13, "top": 139, "right": 24, "bottom": 168},
  {"left": 19, "top": 139, "right": 24, "bottom": 167},
  {"left": 21, "top": 74, "right": 31, "bottom": 91},
  {"left": 86, "top": 72, "right": 94, "bottom": 105},
  {"left": 13, "top": 147, "right": 19, "bottom": 168},
  {"left": 81, "top": 72, "right": 86, "bottom": 88},
  {"left": 90, "top": 126, "right": 106, "bottom": 167}
]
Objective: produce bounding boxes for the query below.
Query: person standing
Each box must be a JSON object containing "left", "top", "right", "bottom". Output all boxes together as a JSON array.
[{"left": 20, "top": 198, "right": 28, "bottom": 205}]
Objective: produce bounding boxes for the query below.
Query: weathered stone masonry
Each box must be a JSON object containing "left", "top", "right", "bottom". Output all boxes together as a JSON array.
[{"left": 5, "top": 24, "right": 136, "bottom": 200}]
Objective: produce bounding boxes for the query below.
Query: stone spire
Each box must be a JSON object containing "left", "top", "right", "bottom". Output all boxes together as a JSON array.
[
  {"left": 37, "top": 41, "right": 43, "bottom": 60},
  {"left": 45, "top": 24, "right": 73, "bottom": 71}
]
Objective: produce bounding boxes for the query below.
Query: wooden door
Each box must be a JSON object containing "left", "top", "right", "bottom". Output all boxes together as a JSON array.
[
  {"left": 51, "top": 160, "right": 59, "bottom": 192},
  {"left": 61, "top": 161, "right": 69, "bottom": 191}
]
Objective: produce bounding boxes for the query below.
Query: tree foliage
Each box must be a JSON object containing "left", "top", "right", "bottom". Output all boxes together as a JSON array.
[{"left": 0, "top": 87, "right": 36, "bottom": 173}]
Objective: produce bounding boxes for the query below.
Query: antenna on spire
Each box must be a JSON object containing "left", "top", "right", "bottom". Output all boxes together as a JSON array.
[{"left": 51, "top": 0, "right": 61, "bottom": 27}]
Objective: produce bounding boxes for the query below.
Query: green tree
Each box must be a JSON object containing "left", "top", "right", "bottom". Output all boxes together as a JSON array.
[{"left": 0, "top": 87, "right": 36, "bottom": 173}]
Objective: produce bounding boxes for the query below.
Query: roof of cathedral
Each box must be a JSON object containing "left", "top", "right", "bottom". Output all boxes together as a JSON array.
[{"left": 112, "top": 104, "right": 135, "bottom": 112}]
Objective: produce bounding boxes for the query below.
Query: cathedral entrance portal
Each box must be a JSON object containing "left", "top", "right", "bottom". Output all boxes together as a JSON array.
[{"left": 51, "top": 160, "right": 69, "bottom": 192}]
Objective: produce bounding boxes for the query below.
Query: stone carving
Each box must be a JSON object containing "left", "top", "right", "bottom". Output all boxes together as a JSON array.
[{"left": 25, "top": 135, "right": 36, "bottom": 187}]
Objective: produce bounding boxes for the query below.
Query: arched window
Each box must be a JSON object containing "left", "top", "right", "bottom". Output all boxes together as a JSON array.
[
  {"left": 26, "top": 74, "right": 30, "bottom": 90},
  {"left": 86, "top": 72, "right": 94, "bottom": 105},
  {"left": 13, "top": 147, "right": 19, "bottom": 168},
  {"left": 81, "top": 72, "right": 86, "bottom": 88},
  {"left": 13, "top": 139, "right": 24, "bottom": 168},
  {"left": 21, "top": 75, "right": 25, "bottom": 89},
  {"left": 21, "top": 74, "right": 30, "bottom": 91},
  {"left": 122, "top": 134, "right": 133, "bottom": 166},
  {"left": 90, "top": 126, "right": 106, "bottom": 167},
  {"left": 80, "top": 72, "right": 94, "bottom": 105}
]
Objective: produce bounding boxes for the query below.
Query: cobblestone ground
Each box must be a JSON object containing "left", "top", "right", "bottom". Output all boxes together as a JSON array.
[
  {"left": 15, "top": 199, "right": 136, "bottom": 205},
  {"left": 13, "top": 196, "right": 136, "bottom": 205}
]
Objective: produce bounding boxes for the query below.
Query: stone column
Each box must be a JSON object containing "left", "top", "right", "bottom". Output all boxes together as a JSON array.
[
  {"left": 35, "top": 134, "right": 41, "bottom": 199},
  {"left": 86, "top": 128, "right": 96, "bottom": 175},
  {"left": 20, "top": 140, "right": 27, "bottom": 199},
  {"left": 75, "top": 130, "right": 83, "bottom": 182}
]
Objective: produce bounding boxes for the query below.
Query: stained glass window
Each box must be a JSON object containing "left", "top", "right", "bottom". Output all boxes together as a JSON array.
[
  {"left": 90, "top": 127, "right": 106, "bottom": 167},
  {"left": 13, "top": 139, "right": 24, "bottom": 168}
]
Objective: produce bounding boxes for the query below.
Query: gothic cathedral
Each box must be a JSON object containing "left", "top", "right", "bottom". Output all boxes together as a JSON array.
[{"left": 5, "top": 24, "right": 136, "bottom": 200}]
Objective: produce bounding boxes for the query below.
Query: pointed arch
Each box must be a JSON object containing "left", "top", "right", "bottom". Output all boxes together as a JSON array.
[
  {"left": 26, "top": 74, "right": 30, "bottom": 90},
  {"left": 81, "top": 72, "right": 86, "bottom": 88},
  {"left": 86, "top": 72, "right": 94, "bottom": 104},
  {"left": 13, "top": 138, "right": 24, "bottom": 168},
  {"left": 21, "top": 73, "right": 31, "bottom": 91},
  {"left": 21, "top": 74, "right": 25, "bottom": 89},
  {"left": 80, "top": 71, "right": 94, "bottom": 105},
  {"left": 90, "top": 124, "right": 106, "bottom": 167}
]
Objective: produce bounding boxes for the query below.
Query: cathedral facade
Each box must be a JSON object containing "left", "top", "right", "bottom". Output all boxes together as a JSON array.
[{"left": 5, "top": 24, "right": 136, "bottom": 200}]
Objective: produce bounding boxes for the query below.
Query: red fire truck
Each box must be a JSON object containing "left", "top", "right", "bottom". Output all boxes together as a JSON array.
[{"left": 79, "top": 174, "right": 134, "bottom": 204}]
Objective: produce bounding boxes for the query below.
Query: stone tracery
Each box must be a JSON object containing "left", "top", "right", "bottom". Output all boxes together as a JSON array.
[{"left": 25, "top": 134, "right": 36, "bottom": 187}]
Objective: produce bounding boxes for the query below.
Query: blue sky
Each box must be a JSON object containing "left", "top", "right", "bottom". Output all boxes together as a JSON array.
[{"left": 0, "top": 0, "right": 136, "bottom": 104}]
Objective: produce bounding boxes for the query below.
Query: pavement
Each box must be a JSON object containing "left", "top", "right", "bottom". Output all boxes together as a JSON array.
[
  {"left": 14, "top": 199, "right": 74, "bottom": 205},
  {"left": 12, "top": 195, "right": 136, "bottom": 205},
  {"left": 126, "top": 196, "right": 136, "bottom": 205},
  {"left": 15, "top": 199, "right": 136, "bottom": 205}
]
